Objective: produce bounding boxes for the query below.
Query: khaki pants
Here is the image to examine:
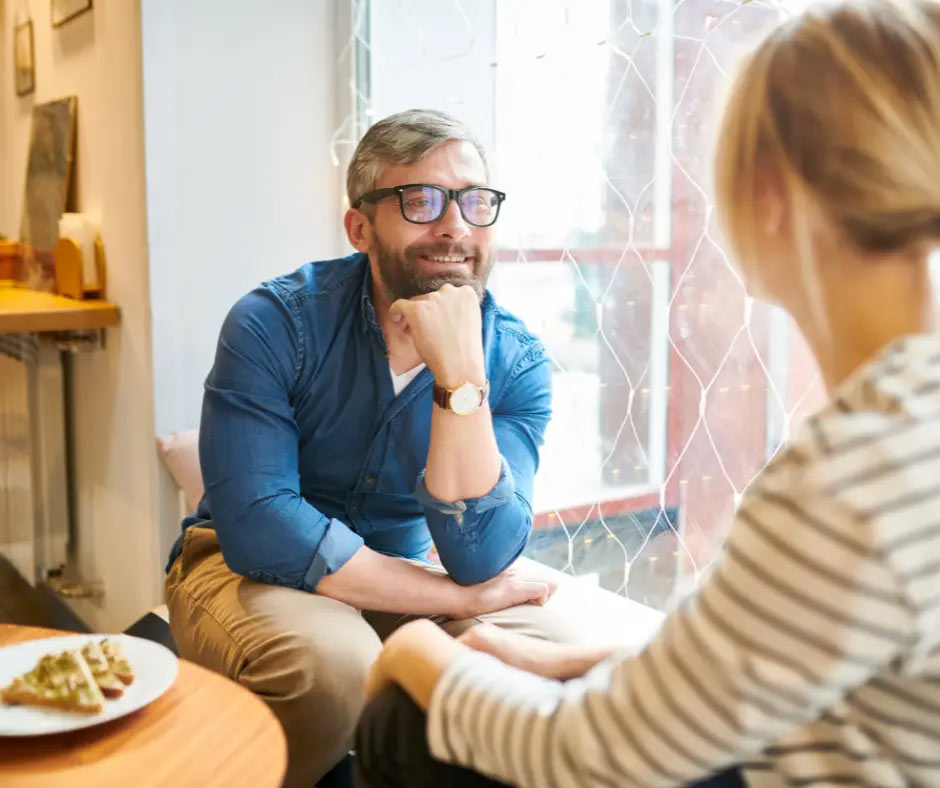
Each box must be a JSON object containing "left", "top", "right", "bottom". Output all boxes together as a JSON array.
[{"left": 165, "top": 527, "right": 585, "bottom": 788}]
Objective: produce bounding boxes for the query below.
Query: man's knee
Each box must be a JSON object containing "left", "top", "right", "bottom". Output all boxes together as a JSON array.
[
  {"left": 242, "top": 626, "right": 382, "bottom": 786},
  {"left": 167, "top": 570, "right": 381, "bottom": 785},
  {"left": 450, "top": 601, "right": 590, "bottom": 644},
  {"left": 244, "top": 625, "right": 381, "bottom": 703},
  {"left": 519, "top": 602, "right": 592, "bottom": 643}
]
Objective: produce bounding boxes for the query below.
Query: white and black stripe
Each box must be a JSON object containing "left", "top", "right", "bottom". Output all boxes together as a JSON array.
[{"left": 428, "top": 335, "right": 940, "bottom": 787}]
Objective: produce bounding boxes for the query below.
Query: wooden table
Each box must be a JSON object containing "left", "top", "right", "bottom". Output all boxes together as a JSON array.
[
  {"left": 0, "top": 625, "right": 287, "bottom": 787},
  {"left": 0, "top": 287, "right": 119, "bottom": 334},
  {"left": 0, "top": 285, "right": 120, "bottom": 587}
]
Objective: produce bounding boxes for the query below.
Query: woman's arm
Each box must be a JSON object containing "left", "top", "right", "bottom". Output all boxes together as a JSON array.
[
  {"left": 366, "top": 619, "right": 469, "bottom": 710},
  {"left": 368, "top": 478, "right": 911, "bottom": 787},
  {"left": 364, "top": 616, "right": 620, "bottom": 709}
]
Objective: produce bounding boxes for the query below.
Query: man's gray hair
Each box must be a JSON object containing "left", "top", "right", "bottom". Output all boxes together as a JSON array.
[{"left": 346, "top": 109, "right": 489, "bottom": 212}]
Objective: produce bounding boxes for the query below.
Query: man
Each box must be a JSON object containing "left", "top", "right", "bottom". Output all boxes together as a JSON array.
[{"left": 164, "top": 109, "right": 582, "bottom": 788}]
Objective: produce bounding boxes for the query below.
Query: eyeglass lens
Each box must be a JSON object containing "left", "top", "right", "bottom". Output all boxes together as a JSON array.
[{"left": 399, "top": 186, "right": 500, "bottom": 226}]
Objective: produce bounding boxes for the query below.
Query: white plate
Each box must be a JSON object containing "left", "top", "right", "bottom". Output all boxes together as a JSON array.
[{"left": 0, "top": 633, "right": 178, "bottom": 736}]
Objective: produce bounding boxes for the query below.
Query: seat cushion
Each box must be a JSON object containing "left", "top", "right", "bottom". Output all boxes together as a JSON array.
[{"left": 156, "top": 429, "right": 203, "bottom": 511}]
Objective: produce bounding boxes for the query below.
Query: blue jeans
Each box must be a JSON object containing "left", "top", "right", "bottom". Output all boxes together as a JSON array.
[{"left": 355, "top": 685, "right": 746, "bottom": 788}]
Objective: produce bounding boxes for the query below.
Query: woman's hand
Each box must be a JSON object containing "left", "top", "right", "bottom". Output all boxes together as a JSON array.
[
  {"left": 365, "top": 619, "right": 467, "bottom": 710},
  {"left": 458, "top": 623, "right": 618, "bottom": 680}
]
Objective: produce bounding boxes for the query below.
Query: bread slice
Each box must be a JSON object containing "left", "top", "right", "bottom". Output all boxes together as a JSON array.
[
  {"left": 1, "top": 650, "right": 105, "bottom": 713},
  {"left": 81, "top": 641, "right": 125, "bottom": 698},
  {"left": 100, "top": 638, "right": 134, "bottom": 685}
]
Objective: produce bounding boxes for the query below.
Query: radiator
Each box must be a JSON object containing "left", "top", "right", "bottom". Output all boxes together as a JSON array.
[{"left": 0, "top": 334, "right": 68, "bottom": 585}]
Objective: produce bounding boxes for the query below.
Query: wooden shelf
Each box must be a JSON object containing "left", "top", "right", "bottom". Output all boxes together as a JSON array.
[{"left": 0, "top": 287, "right": 119, "bottom": 334}]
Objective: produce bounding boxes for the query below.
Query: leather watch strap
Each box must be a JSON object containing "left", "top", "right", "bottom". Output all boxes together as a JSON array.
[{"left": 432, "top": 382, "right": 451, "bottom": 410}]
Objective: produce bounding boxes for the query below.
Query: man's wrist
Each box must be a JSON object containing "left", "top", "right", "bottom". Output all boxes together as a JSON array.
[
  {"left": 450, "top": 583, "right": 476, "bottom": 619},
  {"left": 432, "top": 362, "right": 486, "bottom": 392},
  {"left": 435, "top": 574, "right": 473, "bottom": 619}
]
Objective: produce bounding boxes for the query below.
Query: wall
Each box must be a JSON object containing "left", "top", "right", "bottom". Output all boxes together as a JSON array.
[
  {"left": 141, "top": 0, "right": 345, "bottom": 563},
  {"left": 142, "top": 0, "right": 344, "bottom": 439},
  {"left": 0, "top": 0, "right": 159, "bottom": 630}
]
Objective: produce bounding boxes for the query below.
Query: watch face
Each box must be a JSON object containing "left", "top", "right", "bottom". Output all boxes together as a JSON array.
[{"left": 450, "top": 383, "right": 480, "bottom": 415}]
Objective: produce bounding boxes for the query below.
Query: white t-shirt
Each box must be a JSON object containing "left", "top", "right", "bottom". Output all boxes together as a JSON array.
[{"left": 389, "top": 363, "right": 425, "bottom": 397}]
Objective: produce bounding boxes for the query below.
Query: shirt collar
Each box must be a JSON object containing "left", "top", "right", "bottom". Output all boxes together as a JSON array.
[{"left": 359, "top": 257, "right": 381, "bottom": 335}]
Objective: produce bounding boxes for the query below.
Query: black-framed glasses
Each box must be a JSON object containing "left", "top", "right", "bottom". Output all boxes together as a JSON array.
[{"left": 354, "top": 184, "right": 507, "bottom": 227}]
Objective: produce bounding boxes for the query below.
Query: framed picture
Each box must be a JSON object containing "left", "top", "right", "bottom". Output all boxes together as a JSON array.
[
  {"left": 14, "top": 20, "right": 35, "bottom": 97},
  {"left": 20, "top": 96, "right": 78, "bottom": 290},
  {"left": 51, "top": 0, "right": 93, "bottom": 28}
]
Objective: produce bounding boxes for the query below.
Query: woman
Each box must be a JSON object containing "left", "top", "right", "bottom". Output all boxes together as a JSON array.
[{"left": 355, "top": 1, "right": 940, "bottom": 785}]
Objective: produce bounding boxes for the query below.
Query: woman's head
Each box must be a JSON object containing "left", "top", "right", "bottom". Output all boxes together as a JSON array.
[{"left": 715, "top": 0, "right": 940, "bottom": 312}]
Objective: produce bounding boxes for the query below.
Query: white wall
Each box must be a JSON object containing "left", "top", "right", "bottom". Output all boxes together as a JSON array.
[
  {"left": 0, "top": 0, "right": 160, "bottom": 630},
  {"left": 0, "top": 0, "right": 346, "bottom": 625},
  {"left": 141, "top": 0, "right": 345, "bottom": 564},
  {"left": 142, "top": 0, "right": 344, "bottom": 439}
]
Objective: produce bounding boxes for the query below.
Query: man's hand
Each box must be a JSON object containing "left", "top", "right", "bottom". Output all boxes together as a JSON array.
[
  {"left": 390, "top": 284, "right": 485, "bottom": 389},
  {"left": 460, "top": 566, "right": 557, "bottom": 619},
  {"left": 458, "top": 622, "right": 619, "bottom": 680}
]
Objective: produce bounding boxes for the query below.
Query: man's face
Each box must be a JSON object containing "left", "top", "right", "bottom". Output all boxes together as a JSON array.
[{"left": 367, "top": 140, "right": 496, "bottom": 302}]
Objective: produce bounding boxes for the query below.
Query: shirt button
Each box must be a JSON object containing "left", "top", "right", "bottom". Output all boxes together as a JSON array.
[
  {"left": 364, "top": 475, "right": 376, "bottom": 485},
  {"left": 350, "top": 505, "right": 359, "bottom": 514}
]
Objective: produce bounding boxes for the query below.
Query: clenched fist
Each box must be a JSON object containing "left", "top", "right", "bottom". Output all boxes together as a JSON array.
[{"left": 389, "top": 284, "right": 486, "bottom": 389}]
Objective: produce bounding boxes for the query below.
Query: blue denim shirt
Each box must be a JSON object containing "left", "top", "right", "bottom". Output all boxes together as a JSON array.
[{"left": 166, "top": 253, "right": 552, "bottom": 589}]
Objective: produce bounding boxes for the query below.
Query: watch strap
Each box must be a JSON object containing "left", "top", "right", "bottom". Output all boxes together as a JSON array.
[{"left": 432, "top": 382, "right": 451, "bottom": 410}]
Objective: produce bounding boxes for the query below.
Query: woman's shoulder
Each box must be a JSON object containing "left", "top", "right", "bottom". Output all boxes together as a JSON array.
[
  {"left": 750, "top": 335, "right": 940, "bottom": 557},
  {"left": 767, "top": 335, "right": 940, "bottom": 472}
]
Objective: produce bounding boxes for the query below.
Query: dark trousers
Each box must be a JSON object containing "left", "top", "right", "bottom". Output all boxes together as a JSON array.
[{"left": 356, "top": 685, "right": 746, "bottom": 788}]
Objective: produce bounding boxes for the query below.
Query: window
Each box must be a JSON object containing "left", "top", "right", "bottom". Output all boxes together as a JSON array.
[{"left": 347, "top": 0, "right": 824, "bottom": 610}]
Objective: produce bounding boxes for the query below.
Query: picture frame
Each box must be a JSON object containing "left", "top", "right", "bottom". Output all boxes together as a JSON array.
[
  {"left": 14, "top": 20, "right": 35, "bottom": 97},
  {"left": 20, "top": 96, "right": 78, "bottom": 291},
  {"left": 51, "top": 0, "right": 93, "bottom": 28}
]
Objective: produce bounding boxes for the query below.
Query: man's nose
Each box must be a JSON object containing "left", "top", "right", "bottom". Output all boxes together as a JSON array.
[{"left": 432, "top": 197, "right": 471, "bottom": 241}]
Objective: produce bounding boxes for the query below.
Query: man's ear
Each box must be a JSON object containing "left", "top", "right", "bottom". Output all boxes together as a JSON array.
[{"left": 345, "top": 208, "right": 372, "bottom": 253}]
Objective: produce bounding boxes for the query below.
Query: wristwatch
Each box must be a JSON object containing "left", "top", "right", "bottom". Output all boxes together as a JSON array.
[{"left": 432, "top": 379, "right": 490, "bottom": 416}]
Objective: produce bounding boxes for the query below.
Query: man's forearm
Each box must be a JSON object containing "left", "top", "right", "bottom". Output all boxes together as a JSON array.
[
  {"left": 422, "top": 400, "right": 530, "bottom": 586},
  {"left": 423, "top": 402, "right": 502, "bottom": 503},
  {"left": 315, "top": 546, "right": 468, "bottom": 616}
]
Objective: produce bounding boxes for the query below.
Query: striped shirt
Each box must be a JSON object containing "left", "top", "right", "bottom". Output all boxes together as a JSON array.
[{"left": 428, "top": 334, "right": 940, "bottom": 787}]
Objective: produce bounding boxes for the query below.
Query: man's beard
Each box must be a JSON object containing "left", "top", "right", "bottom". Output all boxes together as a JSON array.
[{"left": 373, "top": 234, "right": 493, "bottom": 302}]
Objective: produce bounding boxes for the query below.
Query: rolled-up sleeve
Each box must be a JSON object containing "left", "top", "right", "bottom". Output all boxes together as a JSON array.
[
  {"left": 415, "top": 347, "right": 552, "bottom": 585},
  {"left": 415, "top": 455, "right": 516, "bottom": 519},
  {"left": 200, "top": 285, "right": 363, "bottom": 590}
]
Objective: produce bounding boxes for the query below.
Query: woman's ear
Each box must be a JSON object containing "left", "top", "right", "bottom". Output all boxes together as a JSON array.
[
  {"left": 757, "top": 164, "right": 789, "bottom": 238},
  {"left": 344, "top": 208, "right": 372, "bottom": 253}
]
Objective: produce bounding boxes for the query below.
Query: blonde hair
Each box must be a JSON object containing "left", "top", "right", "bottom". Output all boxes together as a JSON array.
[{"left": 716, "top": 0, "right": 940, "bottom": 272}]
